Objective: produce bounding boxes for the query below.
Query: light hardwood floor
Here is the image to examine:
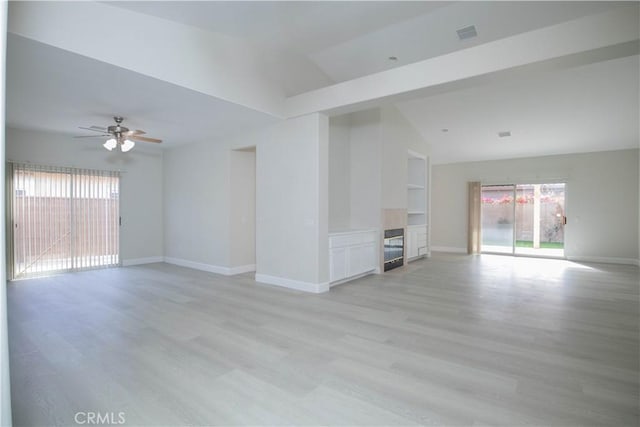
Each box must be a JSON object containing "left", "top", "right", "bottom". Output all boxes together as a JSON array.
[{"left": 7, "top": 254, "right": 640, "bottom": 426}]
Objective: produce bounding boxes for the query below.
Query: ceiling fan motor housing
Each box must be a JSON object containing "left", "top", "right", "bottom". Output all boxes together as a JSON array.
[
  {"left": 75, "top": 115, "right": 162, "bottom": 147},
  {"left": 107, "top": 125, "right": 129, "bottom": 136},
  {"left": 108, "top": 117, "right": 128, "bottom": 140}
]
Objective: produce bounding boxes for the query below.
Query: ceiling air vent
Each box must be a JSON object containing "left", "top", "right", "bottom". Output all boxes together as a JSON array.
[
  {"left": 457, "top": 25, "right": 477, "bottom": 40},
  {"left": 498, "top": 131, "right": 511, "bottom": 138}
]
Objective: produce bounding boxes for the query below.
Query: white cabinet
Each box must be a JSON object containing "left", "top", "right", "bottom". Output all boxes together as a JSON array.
[
  {"left": 329, "top": 230, "right": 378, "bottom": 284},
  {"left": 407, "top": 225, "right": 428, "bottom": 261},
  {"left": 329, "top": 247, "right": 347, "bottom": 282},
  {"left": 406, "top": 229, "right": 415, "bottom": 259},
  {"left": 362, "top": 242, "right": 376, "bottom": 271},
  {"left": 347, "top": 242, "right": 376, "bottom": 277}
]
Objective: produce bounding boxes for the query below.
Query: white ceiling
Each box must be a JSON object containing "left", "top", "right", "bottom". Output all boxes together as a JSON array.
[
  {"left": 309, "top": 1, "right": 626, "bottom": 83},
  {"left": 397, "top": 55, "right": 640, "bottom": 164},
  {"left": 5, "top": 1, "right": 639, "bottom": 163},
  {"left": 105, "top": 1, "right": 448, "bottom": 96},
  {"left": 5, "top": 34, "right": 279, "bottom": 148},
  {"left": 107, "top": 1, "right": 628, "bottom": 88},
  {"left": 105, "top": 1, "right": 448, "bottom": 55}
]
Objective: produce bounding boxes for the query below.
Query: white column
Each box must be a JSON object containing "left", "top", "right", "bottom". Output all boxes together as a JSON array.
[
  {"left": 0, "top": 0, "right": 13, "bottom": 424},
  {"left": 255, "top": 113, "right": 329, "bottom": 293}
]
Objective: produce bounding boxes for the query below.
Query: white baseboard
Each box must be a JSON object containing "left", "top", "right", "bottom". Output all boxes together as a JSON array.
[
  {"left": 430, "top": 246, "right": 467, "bottom": 254},
  {"left": 163, "top": 257, "right": 256, "bottom": 276},
  {"left": 566, "top": 256, "right": 640, "bottom": 266},
  {"left": 330, "top": 269, "right": 376, "bottom": 287},
  {"left": 160, "top": 259, "right": 328, "bottom": 293},
  {"left": 163, "top": 257, "right": 230, "bottom": 275},
  {"left": 228, "top": 264, "right": 256, "bottom": 275},
  {"left": 122, "top": 256, "right": 164, "bottom": 266},
  {"left": 255, "top": 273, "right": 329, "bottom": 294}
]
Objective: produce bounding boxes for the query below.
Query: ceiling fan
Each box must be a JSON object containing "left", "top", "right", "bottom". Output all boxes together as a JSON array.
[{"left": 75, "top": 116, "right": 162, "bottom": 152}]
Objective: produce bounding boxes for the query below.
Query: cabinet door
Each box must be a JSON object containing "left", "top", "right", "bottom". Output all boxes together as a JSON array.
[
  {"left": 330, "top": 247, "right": 347, "bottom": 282},
  {"left": 347, "top": 246, "right": 363, "bottom": 277},
  {"left": 348, "top": 243, "right": 377, "bottom": 277},
  {"left": 406, "top": 229, "right": 417, "bottom": 259},
  {"left": 361, "top": 242, "right": 377, "bottom": 272},
  {"left": 417, "top": 227, "right": 427, "bottom": 251}
]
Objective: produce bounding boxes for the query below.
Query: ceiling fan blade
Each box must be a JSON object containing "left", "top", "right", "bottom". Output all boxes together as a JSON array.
[
  {"left": 125, "top": 129, "right": 146, "bottom": 136},
  {"left": 79, "top": 126, "right": 110, "bottom": 133},
  {"left": 130, "top": 135, "right": 162, "bottom": 143},
  {"left": 74, "top": 134, "right": 110, "bottom": 138},
  {"left": 89, "top": 125, "right": 107, "bottom": 131}
]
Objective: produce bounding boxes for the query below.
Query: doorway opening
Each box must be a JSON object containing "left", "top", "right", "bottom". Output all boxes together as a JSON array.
[
  {"left": 229, "top": 147, "right": 256, "bottom": 273},
  {"left": 481, "top": 183, "right": 566, "bottom": 258}
]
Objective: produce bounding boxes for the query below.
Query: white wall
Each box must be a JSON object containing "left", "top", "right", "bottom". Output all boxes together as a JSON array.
[
  {"left": 255, "top": 113, "right": 329, "bottom": 290},
  {"left": 349, "top": 109, "right": 382, "bottom": 229},
  {"left": 5, "top": 127, "right": 164, "bottom": 264},
  {"left": 328, "top": 106, "right": 430, "bottom": 231},
  {"left": 380, "top": 108, "right": 407, "bottom": 210},
  {"left": 163, "top": 140, "right": 230, "bottom": 268},
  {"left": 229, "top": 149, "right": 256, "bottom": 269},
  {"left": 380, "top": 105, "right": 430, "bottom": 209},
  {"left": 163, "top": 113, "right": 330, "bottom": 291},
  {"left": 431, "top": 149, "right": 640, "bottom": 263},
  {"left": 328, "top": 115, "right": 351, "bottom": 231}
]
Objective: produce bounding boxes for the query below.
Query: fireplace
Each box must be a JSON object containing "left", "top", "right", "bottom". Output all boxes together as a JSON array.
[{"left": 383, "top": 228, "right": 404, "bottom": 271}]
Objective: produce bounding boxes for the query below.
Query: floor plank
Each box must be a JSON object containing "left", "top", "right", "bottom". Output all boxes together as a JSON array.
[{"left": 7, "top": 253, "right": 640, "bottom": 426}]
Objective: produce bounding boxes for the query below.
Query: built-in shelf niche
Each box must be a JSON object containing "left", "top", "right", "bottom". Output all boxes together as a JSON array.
[{"left": 407, "top": 151, "right": 427, "bottom": 226}]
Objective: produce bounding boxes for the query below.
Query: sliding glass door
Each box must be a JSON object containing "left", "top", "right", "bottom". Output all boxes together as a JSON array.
[
  {"left": 481, "top": 183, "right": 565, "bottom": 257},
  {"left": 481, "top": 185, "right": 515, "bottom": 254},
  {"left": 514, "top": 183, "right": 565, "bottom": 257},
  {"left": 9, "top": 163, "right": 120, "bottom": 280}
]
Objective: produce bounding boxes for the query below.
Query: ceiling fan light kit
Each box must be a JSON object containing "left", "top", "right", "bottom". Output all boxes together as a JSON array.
[
  {"left": 121, "top": 139, "right": 135, "bottom": 152},
  {"left": 76, "top": 116, "right": 162, "bottom": 152},
  {"left": 103, "top": 138, "right": 117, "bottom": 151}
]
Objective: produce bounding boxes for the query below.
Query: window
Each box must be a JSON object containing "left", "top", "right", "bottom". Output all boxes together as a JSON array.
[{"left": 8, "top": 163, "right": 120, "bottom": 279}]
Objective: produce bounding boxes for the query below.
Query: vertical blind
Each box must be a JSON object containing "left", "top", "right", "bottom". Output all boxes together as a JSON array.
[{"left": 7, "top": 163, "right": 120, "bottom": 280}]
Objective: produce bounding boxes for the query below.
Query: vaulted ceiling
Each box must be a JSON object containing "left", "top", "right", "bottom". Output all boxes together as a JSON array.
[
  {"left": 5, "top": 1, "right": 639, "bottom": 162},
  {"left": 397, "top": 55, "right": 639, "bottom": 164}
]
